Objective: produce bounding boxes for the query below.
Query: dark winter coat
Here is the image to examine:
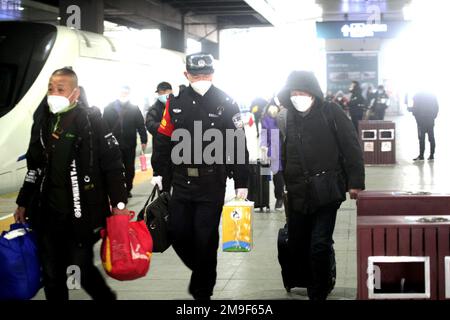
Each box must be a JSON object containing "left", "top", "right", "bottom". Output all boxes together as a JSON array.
[
  {"left": 348, "top": 93, "right": 367, "bottom": 118},
  {"left": 103, "top": 100, "right": 148, "bottom": 150},
  {"left": 277, "top": 71, "right": 365, "bottom": 212},
  {"left": 409, "top": 92, "right": 439, "bottom": 127},
  {"left": 16, "top": 103, "right": 128, "bottom": 243},
  {"left": 145, "top": 99, "right": 166, "bottom": 148}
]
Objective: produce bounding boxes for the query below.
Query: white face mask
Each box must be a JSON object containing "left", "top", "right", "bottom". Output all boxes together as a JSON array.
[
  {"left": 119, "top": 97, "right": 129, "bottom": 104},
  {"left": 47, "top": 90, "right": 74, "bottom": 114},
  {"left": 290, "top": 95, "right": 313, "bottom": 112},
  {"left": 191, "top": 80, "right": 212, "bottom": 96}
]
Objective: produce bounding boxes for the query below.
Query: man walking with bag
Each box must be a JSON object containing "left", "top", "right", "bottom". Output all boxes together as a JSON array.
[
  {"left": 277, "top": 71, "right": 365, "bottom": 300},
  {"left": 14, "top": 68, "right": 129, "bottom": 300},
  {"left": 151, "top": 53, "right": 249, "bottom": 300}
]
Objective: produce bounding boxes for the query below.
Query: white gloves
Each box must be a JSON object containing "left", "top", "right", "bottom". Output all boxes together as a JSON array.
[
  {"left": 151, "top": 175, "right": 163, "bottom": 190},
  {"left": 260, "top": 146, "right": 269, "bottom": 164},
  {"left": 235, "top": 188, "right": 248, "bottom": 200}
]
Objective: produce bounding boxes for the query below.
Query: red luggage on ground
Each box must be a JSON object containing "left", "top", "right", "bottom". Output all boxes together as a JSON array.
[{"left": 100, "top": 212, "right": 153, "bottom": 281}]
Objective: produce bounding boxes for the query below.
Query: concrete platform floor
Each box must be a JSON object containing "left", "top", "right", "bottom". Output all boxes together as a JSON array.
[{"left": 2, "top": 111, "right": 447, "bottom": 300}]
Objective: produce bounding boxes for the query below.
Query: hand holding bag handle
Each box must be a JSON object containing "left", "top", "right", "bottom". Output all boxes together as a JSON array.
[{"left": 137, "top": 185, "right": 160, "bottom": 221}]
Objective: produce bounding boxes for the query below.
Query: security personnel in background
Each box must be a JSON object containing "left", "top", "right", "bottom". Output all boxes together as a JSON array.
[
  {"left": 151, "top": 52, "right": 249, "bottom": 300},
  {"left": 369, "top": 85, "right": 390, "bottom": 120},
  {"left": 347, "top": 81, "right": 367, "bottom": 131},
  {"left": 408, "top": 91, "right": 439, "bottom": 161},
  {"left": 146, "top": 82, "right": 173, "bottom": 190},
  {"left": 103, "top": 86, "right": 148, "bottom": 198},
  {"left": 14, "top": 67, "right": 129, "bottom": 300}
]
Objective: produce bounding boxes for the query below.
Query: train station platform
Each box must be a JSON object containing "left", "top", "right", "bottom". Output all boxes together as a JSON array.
[{"left": 1, "top": 112, "right": 448, "bottom": 300}]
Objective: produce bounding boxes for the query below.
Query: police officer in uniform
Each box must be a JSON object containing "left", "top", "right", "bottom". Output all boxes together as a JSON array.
[{"left": 151, "top": 53, "right": 249, "bottom": 300}]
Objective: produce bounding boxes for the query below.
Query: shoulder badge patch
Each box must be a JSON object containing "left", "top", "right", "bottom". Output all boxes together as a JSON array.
[{"left": 231, "top": 113, "right": 244, "bottom": 129}]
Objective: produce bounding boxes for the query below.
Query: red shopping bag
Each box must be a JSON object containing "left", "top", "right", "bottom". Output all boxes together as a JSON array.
[
  {"left": 248, "top": 115, "right": 254, "bottom": 127},
  {"left": 100, "top": 212, "right": 153, "bottom": 281},
  {"left": 140, "top": 153, "right": 147, "bottom": 171}
]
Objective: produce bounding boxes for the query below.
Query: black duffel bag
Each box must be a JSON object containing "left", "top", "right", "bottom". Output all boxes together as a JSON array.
[{"left": 137, "top": 186, "right": 171, "bottom": 253}]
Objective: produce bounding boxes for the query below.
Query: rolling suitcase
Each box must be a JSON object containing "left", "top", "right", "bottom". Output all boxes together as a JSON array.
[
  {"left": 277, "top": 223, "right": 311, "bottom": 292},
  {"left": 247, "top": 159, "right": 270, "bottom": 212}
]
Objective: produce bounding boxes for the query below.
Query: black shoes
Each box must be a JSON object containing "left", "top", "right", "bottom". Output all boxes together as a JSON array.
[
  {"left": 275, "top": 199, "right": 283, "bottom": 211},
  {"left": 413, "top": 155, "right": 434, "bottom": 161},
  {"left": 193, "top": 294, "right": 211, "bottom": 301}
]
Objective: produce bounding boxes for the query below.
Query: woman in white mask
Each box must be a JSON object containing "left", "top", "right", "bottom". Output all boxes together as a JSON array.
[
  {"left": 290, "top": 91, "right": 315, "bottom": 114},
  {"left": 276, "top": 70, "right": 365, "bottom": 301}
]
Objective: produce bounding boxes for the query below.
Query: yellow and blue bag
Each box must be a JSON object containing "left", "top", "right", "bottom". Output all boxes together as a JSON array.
[{"left": 222, "top": 199, "right": 254, "bottom": 252}]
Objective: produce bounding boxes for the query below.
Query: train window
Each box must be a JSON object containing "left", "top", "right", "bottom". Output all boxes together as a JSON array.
[
  {"left": 0, "top": 22, "right": 56, "bottom": 118},
  {"left": 0, "top": 64, "right": 17, "bottom": 117}
]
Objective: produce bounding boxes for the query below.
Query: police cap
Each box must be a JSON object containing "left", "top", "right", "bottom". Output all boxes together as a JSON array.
[{"left": 186, "top": 52, "right": 214, "bottom": 75}]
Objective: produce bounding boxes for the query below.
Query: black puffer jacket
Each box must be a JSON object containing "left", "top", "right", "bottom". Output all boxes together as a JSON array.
[
  {"left": 16, "top": 104, "right": 128, "bottom": 243},
  {"left": 278, "top": 71, "right": 365, "bottom": 211},
  {"left": 145, "top": 100, "right": 165, "bottom": 136}
]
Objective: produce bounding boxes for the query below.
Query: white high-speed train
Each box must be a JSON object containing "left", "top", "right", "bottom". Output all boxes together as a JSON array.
[{"left": 0, "top": 21, "right": 186, "bottom": 194}]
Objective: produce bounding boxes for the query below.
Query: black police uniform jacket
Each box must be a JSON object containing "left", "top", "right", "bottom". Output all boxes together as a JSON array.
[
  {"left": 16, "top": 103, "right": 128, "bottom": 242},
  {"left": 278, "top": 72, "right": 365, "bottom": 212},
  {"left": 151, "top": 85, "right": 249, "bottom": 201},
  {"left": 348, "top": 92, "right": 367, "bottom": 118},
  {"left": 103, "top": 100, "right": 148, "bottom": 150},
  {"left": 370, "top": 91, "right": 389, "bottom": 113}
]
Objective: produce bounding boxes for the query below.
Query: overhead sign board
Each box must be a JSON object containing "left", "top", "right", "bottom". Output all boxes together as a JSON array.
[
  {"left": 316, "top": 21, "right": 409, "bottom": 39},
  {"left": 327, "top": 52, "right": 378, "bottom": 94}
]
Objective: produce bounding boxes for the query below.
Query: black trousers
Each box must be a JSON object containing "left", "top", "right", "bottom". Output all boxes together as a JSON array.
[
  {"left": 121, "top": 147, "right": 136, "bottom": 192},
  {"left": 350, "top": 111, "right": 363, "bottom": 132},
  {"left": 288, "top": 202, "right": 338, "bottom": 299},
  {"left": 168, "top": 198, "right": 223, "bottom": 299},
  {"left": 37, "top": 208, "right": 115, "bottom": 300},
  {"left": 417, "top": 124, "right": 435, "bottom": 157},
  {"left": 374, "top": 109, "right": 386, "bottom": 121},
  {"left": 273, "top": 171, "right": 285, "bottom": 200}
]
